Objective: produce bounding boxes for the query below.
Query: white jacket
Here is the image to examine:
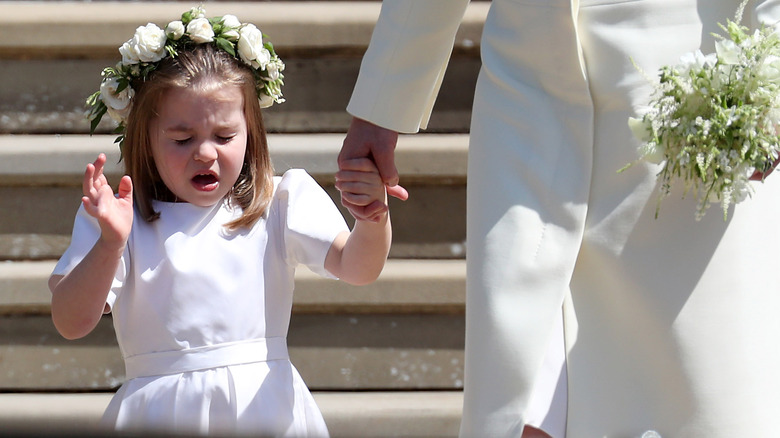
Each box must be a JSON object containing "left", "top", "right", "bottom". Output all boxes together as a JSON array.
[{"left": 349, "top": 1, "right": 780, "bottom": 436}]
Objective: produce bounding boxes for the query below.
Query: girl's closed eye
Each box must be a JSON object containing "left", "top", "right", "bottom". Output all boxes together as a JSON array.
[
  {"left": 216, "top": 134, "right": 237, "bottom": 144},
  {"left": 164, "top": 128, "right": 193, "bottom": 146}
]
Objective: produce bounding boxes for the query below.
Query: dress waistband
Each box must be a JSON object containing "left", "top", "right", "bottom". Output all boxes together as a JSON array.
[{"left": 124, "top": 337, "right": 289, "bottom": 379}]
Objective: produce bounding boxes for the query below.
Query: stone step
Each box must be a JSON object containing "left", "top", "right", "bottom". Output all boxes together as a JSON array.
[
  {"left": 1, "top": 259, "right": 465, "bottom": 315},
  {"left": 0, "top": 54, "right": 479, "bottom": 134},
  {"left": 0, "top": 1, "right": 486, "bottom": 57},
  {"left": 1, "top": 259, "right": 466, "bottom": 391},
  {"left": 0, "top": 391, "right": 463, "bottom": 437},
  {"left": 0, "top": 134, "right": 468, "bottom": 260},
  {"left": 0, "top": 1, "right": 484, "bottom": 134},
  {"left": 0, "top": 134, "right": 467, "bottom": 184}
]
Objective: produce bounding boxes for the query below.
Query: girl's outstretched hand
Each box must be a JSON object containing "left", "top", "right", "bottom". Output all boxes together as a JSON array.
[{"left": 82, "top": 154, "right": 133, "bottom": 248}]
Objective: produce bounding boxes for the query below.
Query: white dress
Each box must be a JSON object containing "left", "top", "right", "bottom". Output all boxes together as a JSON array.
[{"left": 52, "top": 169, "right": 348, "bottom": 437}]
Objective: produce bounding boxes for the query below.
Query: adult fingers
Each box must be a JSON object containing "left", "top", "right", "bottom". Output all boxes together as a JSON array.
[
  {"left": 339, "top": 118, "right": 400, "bottom": 186},
  {"left": 750, "top": 158, "right": 780, "bottom": 181},
  {"left": 370, "top": 141, "right": 400, "bottom": 187},
  {"left": 338, "top": 157, "right": 378, "bottom": 173},
  {"left": 386, "top": 184, "right": 409, "bottom": 201},
  {"left": 338, "top": 119, "right": 373, "bottom": 164}
]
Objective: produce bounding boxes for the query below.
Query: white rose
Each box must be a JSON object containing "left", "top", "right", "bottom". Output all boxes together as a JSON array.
[
  {"left": 266, "top": 58, "right": 284, "bottom": 81},
  {"left": 221, "top": 15, "right": 241, "bottom": 41},
  {"left": 99, "top": 78, "right": 135, "bottom": 123},
  {"left": 129, "top": 23, "right": 167, "bottom": 63},
  {"left": 255, "top": 48, "right": 272, "bottom": 69},
  {"left": 119, "top": 40, "right": 141, "bottom": 65},
  {"left": 238, "top": 24, "right": 270, "bottom": 69},
  {"left": 187, "top": 17, "right": 214, "bottom": 43},
  {"left": 166, "top": 20, "right": 185, "bottom": 40}
]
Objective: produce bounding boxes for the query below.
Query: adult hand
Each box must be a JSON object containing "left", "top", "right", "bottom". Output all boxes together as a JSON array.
[
  {"left": 750, "top": 158, "right": 780, "bottom": 181},
  {"left": 338, "top": 117, "right": 409, "bottom": 220}
]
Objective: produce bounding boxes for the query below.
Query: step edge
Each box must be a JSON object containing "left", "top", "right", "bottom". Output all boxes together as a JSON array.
[{"left": 0, "top": 133, "right": 469, "bottom": 183}]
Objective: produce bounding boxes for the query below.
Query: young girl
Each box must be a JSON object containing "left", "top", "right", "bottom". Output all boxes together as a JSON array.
[{"left": 48, "top": 8, "right": 390, "bottom": 437}]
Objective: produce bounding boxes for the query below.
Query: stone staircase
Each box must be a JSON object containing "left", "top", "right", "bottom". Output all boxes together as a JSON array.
[{"left": 0, "top": 1, "right": 484, "bottom": 436}]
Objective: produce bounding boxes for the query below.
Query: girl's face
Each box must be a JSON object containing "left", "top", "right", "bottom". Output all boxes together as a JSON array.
[{"left": 150, "top": 84, "right": 248, "bottom": 207}]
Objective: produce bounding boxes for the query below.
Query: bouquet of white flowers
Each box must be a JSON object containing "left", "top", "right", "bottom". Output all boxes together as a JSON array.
[{"left": 626, "top": 0, "right": 780, "bottom": 220}]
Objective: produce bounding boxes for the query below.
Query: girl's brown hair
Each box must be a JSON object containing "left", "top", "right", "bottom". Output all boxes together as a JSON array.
[{"left": 122, "top": 44, "right": 274, "bottom": 231}]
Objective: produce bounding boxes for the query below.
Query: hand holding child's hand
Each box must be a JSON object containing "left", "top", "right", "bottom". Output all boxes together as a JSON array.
[
  {"left": 335, "top": 158, "right": 388, "bottom": 223},
  {"left": 82, "top": 154, "right": 133, "bottom": 248},
  {"left": 338, "top": 118, "right": 407, "bottom": 222}
]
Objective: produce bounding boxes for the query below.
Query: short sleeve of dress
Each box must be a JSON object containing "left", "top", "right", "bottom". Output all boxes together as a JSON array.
[
  {"left": 277, "top": 169, "right": 350, "bottom": 278},
  {"left": 50, "top": 204, "right": 128, "bottom": 311}
]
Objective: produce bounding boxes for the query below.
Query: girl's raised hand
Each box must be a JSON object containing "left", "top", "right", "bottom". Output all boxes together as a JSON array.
[
  {"left": 335, "top": 157, "right": 388, "bottom": 223},
  {"left": 82, "top": 154, "right": 133, "bottom": 248}
]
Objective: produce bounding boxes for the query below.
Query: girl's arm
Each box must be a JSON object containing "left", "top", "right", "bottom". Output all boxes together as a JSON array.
[
  {"left": 325, "top": 158, "right": 392, "bottom": 285},
  {"left": 49, "top": 154, "right": 134, "bottom": 340}
]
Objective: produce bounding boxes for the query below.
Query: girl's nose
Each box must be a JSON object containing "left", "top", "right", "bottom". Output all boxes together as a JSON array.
[{"left": 194, "top": 141, "right": 218, "bottom": 162}]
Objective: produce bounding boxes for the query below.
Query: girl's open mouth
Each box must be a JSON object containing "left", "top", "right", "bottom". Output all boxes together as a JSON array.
[{"left": 192, "top": 173, "right": 219, "bottom": 191}]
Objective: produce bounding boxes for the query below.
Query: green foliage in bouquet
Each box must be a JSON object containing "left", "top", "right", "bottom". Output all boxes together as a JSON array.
[{"left": 626, "top": 0, "right": 780, "bottom": 220}]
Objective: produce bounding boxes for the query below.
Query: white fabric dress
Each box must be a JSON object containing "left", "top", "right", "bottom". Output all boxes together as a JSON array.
[{"left": 52, "top": 169, "right": 348, "bottom": 437}]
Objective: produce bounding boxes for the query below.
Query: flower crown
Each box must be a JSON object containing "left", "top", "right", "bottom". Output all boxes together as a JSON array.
[{"left": 86, "top": 6, "right": 285, "bottom": 147}]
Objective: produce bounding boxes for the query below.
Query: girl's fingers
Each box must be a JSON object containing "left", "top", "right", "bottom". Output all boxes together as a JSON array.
[
  {"left": 339, "top": 191, "right": 369, "bottom": 207},
  {"left": 83, "top": 154, "right": 109, "bottom": 198},
  {"left": 336, "top": 180, "right": 383, "bottom": 202},
  {"left": 93, "top": 153, "right": 106, "bottom": 172},
  {"left": 335, "top": 170, "right": 383, "bottom": 189},
  {"left": 340, "top": 189, "right": 387, "bottom": 209},
  {"left": 117, "top": 175, "right": 133, "bottom": 201},
  {"left": 361, "top": 201, "right": 388, "bottom": 219},
  {"left": 337, "top": 157, "right": 388, "bottom": 221},
  {"left": 92, "top": 154, "right": 107, "bottom": 189},
  {"left": 82, "top": 163, "right": 96, "bottom": 197},
  {"left": 341, "top": 198, "right": 387, "bottom": 222},
  {"left": 81, "top": 196, "right": 96, "bottom": 216}
]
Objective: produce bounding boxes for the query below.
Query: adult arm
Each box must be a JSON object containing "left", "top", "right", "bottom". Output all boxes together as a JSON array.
[{"left": 340, "top": 0, "right": 470, "bottom": 218}]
